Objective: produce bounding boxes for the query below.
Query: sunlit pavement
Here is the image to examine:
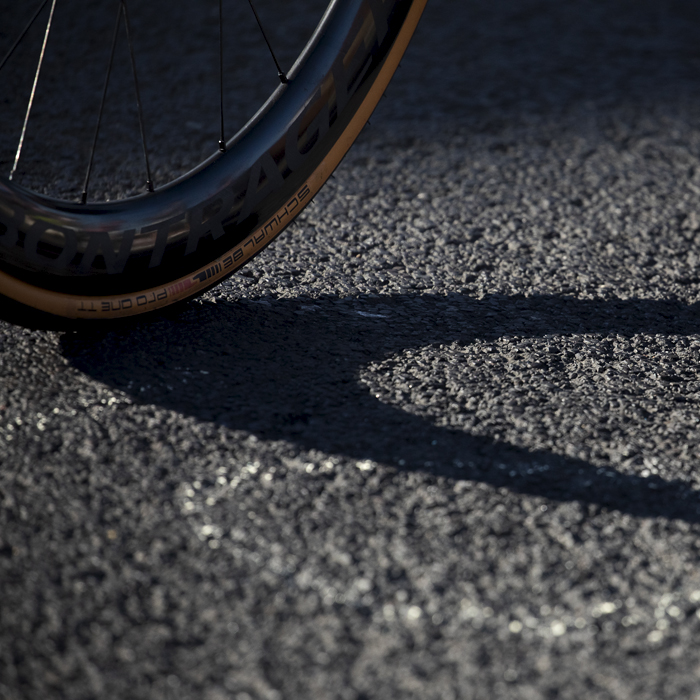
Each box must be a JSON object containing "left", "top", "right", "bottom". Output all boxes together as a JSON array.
[{"left": 3, "top": 1, "right": 700, "bottom": 698}]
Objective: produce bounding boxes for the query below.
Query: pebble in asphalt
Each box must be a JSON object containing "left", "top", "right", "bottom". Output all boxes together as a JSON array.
[{"left": 3, "top": 1, "right": 700, "bottom": 699}]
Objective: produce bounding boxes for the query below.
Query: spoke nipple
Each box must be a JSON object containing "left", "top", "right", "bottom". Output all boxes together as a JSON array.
[
  {"left": 146, "top": 180, "right": 154, "bottom": 193},
  {"left": 278, "top": 71, "right": 288, "bottom": 85},
  {"left": 81, "top": 191, "right": 88, "bottom": 205},
  {"left": 219, "top": 140, "right": 227, "bottom": 153}
]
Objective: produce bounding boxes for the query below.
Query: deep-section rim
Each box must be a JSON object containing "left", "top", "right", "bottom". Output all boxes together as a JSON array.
[
  {"left": 1, "top": 0, "right": 341, "bottom": 210},
  {"left": 0, "top": 0, "right": 428, "bottom": 319}
]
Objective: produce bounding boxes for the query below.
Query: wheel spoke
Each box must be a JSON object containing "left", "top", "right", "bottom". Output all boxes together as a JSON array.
[
  {"left": 0, "top": 0, "right": 51, "bottom": 75},
  {"left": 219, "top": 0, "right": 226, "bottom": 152},
  {"left": 121, "top": 0, "right": 154, "bottom": 193},
  {"left": 9, "top": 0, "right": 58, "bottom": 182},
  {"left": 3, "top": 0, "right": 304, "bottom": 196},
  {"left": 246, "top": 0, "right": 288, "bottom": 84},
  {"left": 81, "top": 3, "right": 123, "bottom": 204}
]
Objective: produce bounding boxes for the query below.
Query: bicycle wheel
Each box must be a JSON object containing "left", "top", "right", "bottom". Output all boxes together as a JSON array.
[{"left": 0, "top": 0, "right": 427, "bottom": 320}]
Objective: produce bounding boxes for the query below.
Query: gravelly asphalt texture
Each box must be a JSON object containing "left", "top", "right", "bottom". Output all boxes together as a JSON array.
[{"left": 4, "top": 1, "right": 700, "bottom": 698}]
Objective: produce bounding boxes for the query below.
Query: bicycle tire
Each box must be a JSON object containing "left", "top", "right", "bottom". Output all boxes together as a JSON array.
[{"left": 0, "top": 0, "right": 427, "bottom": 320}]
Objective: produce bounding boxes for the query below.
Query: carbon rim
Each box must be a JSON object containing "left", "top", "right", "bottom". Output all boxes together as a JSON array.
[{"left": 0, "top": 0, "right": 427, "bottom": 319}]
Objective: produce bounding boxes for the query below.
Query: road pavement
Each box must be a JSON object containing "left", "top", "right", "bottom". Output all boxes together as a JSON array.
[{"left": 3, "top": 1, "right": 700, "bottom": 699}]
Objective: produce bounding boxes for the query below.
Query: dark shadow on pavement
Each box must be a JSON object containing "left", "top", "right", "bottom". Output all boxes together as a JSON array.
[
  {"left": 62, "top": 292, "right": 700, "bottom": 523},
  {"left": 402, "top": 0, "right": 700, "bottom": 125}
]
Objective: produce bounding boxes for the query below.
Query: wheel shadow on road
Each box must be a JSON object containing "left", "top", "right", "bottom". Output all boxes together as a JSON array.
[{"left": 61, "top": 292, "right": 700, "bottom": 523}]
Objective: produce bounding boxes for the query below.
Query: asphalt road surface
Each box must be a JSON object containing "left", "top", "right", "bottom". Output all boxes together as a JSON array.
[{"left": 3, "top": 1, "right": 700, "bottom": 698}]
